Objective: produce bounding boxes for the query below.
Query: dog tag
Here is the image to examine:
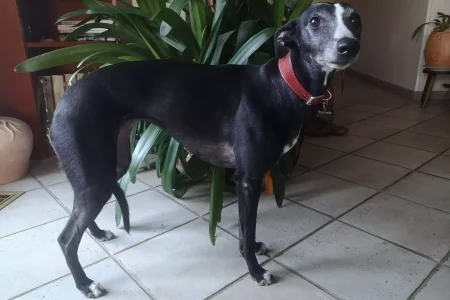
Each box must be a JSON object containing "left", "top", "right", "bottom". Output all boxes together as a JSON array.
[{"left": 317, "top": 100, "right": 333, "bottom": 122}]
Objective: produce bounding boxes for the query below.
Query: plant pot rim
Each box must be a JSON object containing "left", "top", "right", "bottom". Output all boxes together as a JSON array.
[{"left": 430, "top": 30, "right": 450, "bottom": 34}]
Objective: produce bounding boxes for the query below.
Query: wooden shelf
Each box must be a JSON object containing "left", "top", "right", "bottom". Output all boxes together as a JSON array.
[{"left": 26, "top": 41, "right": 111, "bottom": 48}]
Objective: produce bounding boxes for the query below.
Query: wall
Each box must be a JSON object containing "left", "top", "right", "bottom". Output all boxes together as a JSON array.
[
  {"left": 415, "top": 0, "right": 450, "bottom": 92},
  {"left": 344, "top": 0, "right": 429, "bottom": 91}
]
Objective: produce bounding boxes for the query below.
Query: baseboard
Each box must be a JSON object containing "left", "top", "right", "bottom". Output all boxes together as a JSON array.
[{"left": 346, "top": 69, "right": 448, "bottom": 101}]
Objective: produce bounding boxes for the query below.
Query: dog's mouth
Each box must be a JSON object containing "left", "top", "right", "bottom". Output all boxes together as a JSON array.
[{"left": 320, "top": 53, "right": 360, "bottom": 70}]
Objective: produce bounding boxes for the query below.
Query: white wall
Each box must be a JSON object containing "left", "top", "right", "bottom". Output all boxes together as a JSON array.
[
  {"left": 415, "top": 0, "right": 450, "bottom": 92},
  {"left": 344, "top": 0, "right": 429, "bottom": 91}
]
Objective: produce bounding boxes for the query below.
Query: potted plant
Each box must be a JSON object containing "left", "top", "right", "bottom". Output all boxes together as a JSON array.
[{"left": 412, "top": 12, "right": 450, "bottom": 68}]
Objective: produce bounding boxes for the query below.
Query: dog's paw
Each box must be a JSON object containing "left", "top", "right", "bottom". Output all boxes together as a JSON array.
[
  {"left": 95, "top": 230, "right": 116, "bottom": 242},
  {"left": 252, "top": 270, "right": 274, "bottom": 286},
  {"left": 255, "top": 242, "right": 269, "bottom": 256},
  {"left": 80, "top": 282, "right": 107, "bottom": 298}
]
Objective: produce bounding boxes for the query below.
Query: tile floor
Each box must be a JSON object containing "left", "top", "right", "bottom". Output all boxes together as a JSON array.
[{"left": 2, "top": 76, "right": 450, "bottom": 300}]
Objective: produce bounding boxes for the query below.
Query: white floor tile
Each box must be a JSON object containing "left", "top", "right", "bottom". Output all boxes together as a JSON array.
[
  {"left": 419, "top": 155, "right": 450, "bottom": 179},
  {"left": 212, "top": 262, "right": 336, "bottom": 300},
  {"left": 136, "top": 169, "right": 161, "bottom": 188},
  {"left": 318, "top": 155, "right": 409, "bottom": 190},
  {"left": 0, "top": 174, "right": 41, "bottom": 192},
  {"left": 276, "top": 222, "right": 435, "bottom": 300},
  {"left": 216, "top": 194, "right": 331, "bottom": 255},
  {"left": 0, "top": 219, "right": 107, "bottom": 300},
  {"left": 116, "top": 219, "right": 250, "bottom": 300},
  {"left": 298, "top": 144, "right": 345, "bottom": 169},
  {"left": 414, "top": 266, "right": 450, "bottom": 300},
  {"left": 384, "top": 131, "right": 450, "bottom": 153},
  {"left": 17, "top": 259, "right": 151, "bottom": 300},
  {"left": 347, "top": 122, "right": 400, "bottom": 140},
  {"left": 342, "top": 193, "right": 450, "bottom": 260},
  {"left": 409, "top": 117, "right": 450, "bottom": 139},
  {"left": 387, "top": 172, "right": 450, "bottom": 213},
  {"left": 0, "top": 188, "right": 67, "bottom": 238},
  {"left": 354, "top": 141, "right": 436, "bottom": 170},
  {"left": 95, "top": 190, "right": 198, "bottom": 254},
  {"left": 345, "top": 104, "right": 393, "bottom": 114},
  {"left": 362, "top": 115, "right": 419, "bottom": 130},
  {"left": 306, "top": 135, "right": 375, "bottom": 153},
  {"left": 286, "top": 171, "right": 376, "bottom": 217},
  {"left": 382, "top": 108, "right": 437, "bottom": 122}
]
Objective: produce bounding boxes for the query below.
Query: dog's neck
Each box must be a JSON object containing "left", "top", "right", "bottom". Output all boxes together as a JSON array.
[{"left": 288, "top": 51, "right": 336, "bottom": 97}]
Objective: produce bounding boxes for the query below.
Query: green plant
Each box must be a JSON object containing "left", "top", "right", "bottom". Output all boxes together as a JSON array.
[
  {"left": 412, "top": 12, "right": 450, "bottom": 40},
  {"left": 15, "top": 0, "right": 312, "bottom": 245}
]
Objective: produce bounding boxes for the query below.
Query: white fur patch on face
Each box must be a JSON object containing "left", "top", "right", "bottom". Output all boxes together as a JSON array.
[{"left": 334, "top": 4, "right": 355, "bottom": 40}]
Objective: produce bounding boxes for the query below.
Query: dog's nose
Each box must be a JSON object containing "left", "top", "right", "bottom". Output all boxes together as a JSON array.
[{"left": 337, "top": 38, "right": 360, "bottom": 57}]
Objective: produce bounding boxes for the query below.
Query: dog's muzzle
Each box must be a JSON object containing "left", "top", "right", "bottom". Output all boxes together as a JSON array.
[{"left": 337, "top": 38, "right": 360, "bottom": 59}]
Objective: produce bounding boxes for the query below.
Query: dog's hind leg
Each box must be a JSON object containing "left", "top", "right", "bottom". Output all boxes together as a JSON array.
[{"left": 58, "top": 183, "right": 112, "bottom": 298}]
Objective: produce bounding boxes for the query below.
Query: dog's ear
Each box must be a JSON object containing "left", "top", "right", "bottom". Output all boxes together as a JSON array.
[{"left": 275, "top": 20, "right": 297, "bottom": 58}]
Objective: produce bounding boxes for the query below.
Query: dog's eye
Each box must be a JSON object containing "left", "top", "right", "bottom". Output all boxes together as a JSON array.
[{"left": 310, "top": 17, "right": 321, "bottom": 27}]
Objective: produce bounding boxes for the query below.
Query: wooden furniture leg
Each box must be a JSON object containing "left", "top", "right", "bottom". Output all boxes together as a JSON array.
[{"left": 421, "top": 72, "right": 436, "bottom": 108}]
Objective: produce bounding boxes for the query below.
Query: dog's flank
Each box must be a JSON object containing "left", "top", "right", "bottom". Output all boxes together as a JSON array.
[{"left": 50, "top": 3, "right": 361, "bottom": 297}]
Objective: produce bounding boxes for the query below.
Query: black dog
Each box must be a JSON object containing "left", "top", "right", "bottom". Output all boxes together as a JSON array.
[{"left": 49, "top": 3, "right": 361, "bottom": 298}]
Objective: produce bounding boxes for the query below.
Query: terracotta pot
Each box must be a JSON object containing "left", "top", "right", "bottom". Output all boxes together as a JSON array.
[
  {"left": 424, "top": 31, "right": 450, "bottom": 67},
  {"left": 0, "top": 117, "right": 33, "bottom": 184}
]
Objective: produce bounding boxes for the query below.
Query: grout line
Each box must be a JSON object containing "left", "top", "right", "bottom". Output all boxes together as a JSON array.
[
  {"left": 0, "top": 216, "right": 69, "bottom": 241},
  {"left": 338, "top": 220, "right": 439, "bottom": 263},
  {"left": 407, "top": 249, "right": 450, "bottom": 300},
  {"left": 273, "top": 260, "right": 345, "bottom": 300},
  {"left": 8, "top": 257, "right": 110, "bottom": 300},
  {"left": 383, "top": 190, "right": 450, "bottom": 216},
  {"left": 203, "top": 260, "right": 273, "bottom": 300},
  {"left": 112, "top": 216, "right": 201, "bottom": 256}
]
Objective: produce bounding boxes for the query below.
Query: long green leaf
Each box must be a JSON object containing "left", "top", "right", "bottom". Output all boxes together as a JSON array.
[
  {"left": 228, "top": 27, "right": 276, "bottom": 65},
  {"left": 64, "top": 23, "right": 113, "bottom": 41},
  {"left": 273, "top": 0, "right": 285, "bottom": 28},
  {"left": 235, "top": 20, "right": 258, "bottom": 51},
  {"left": 125, "top": 124, "right": 164, "bottom": 189},
  {"left": 211, "top": 30, "right": 235, "bottom": 65},
  {"left": 15, "top": 44, "right": 148, "bottom": 73},
  {"left": 201, "top": 4, "right": 226, "bottom": 63},
  {"left": 104, "top": 3, "right": 162, "bottom": 58},
  {"left": 153, "top": 8, "right": 201, "bottom": 59},
  {"left": 161, "top": 0, "right": 189, "bottom": 36},
  {"left": 160, "top": 35, "right": 187, "bottom": 53},
  {"left": 288, "top": 0, "right": 313, "bottom": 21},
  {"left": 189, "top": 0, "right": 206, "bottom": 48},
  {"left": 81, "top": 0, "right": 104, "bottom": 8},
  {"left": 161, "top": 138, "right": 181, "bottom": 196},
  {"left": 136, "top": 0, "right": 165, "bottom": 14},
  {"left": 209, "top": 166, "right": 226, "bottom": 245},
  {"left": 213, "top": 0, "right": 226, "bottom": 27}
]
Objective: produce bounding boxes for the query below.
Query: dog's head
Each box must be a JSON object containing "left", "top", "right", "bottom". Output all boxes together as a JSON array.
[{"left": 275, "top": 2, "right": 362, "bottom": 70}]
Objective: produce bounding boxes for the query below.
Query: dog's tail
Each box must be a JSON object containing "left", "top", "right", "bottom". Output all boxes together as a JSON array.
[{"left": 112, "top": 184, "right": 130, "bottom": 233}]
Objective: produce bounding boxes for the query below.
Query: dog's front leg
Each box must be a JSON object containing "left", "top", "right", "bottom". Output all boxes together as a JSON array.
[{"left": 235, "top": 171, "right": 273, "bottom": 285}]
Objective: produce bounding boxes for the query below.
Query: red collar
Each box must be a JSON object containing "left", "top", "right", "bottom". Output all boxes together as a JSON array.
[{"left": 278, "top": 52, "right": 330, "bottom": 105}]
